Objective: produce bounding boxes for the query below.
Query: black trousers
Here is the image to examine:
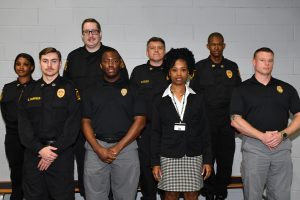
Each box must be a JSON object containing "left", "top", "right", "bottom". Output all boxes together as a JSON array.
[
  {"left": 4, "top": 134, "right": 24, "bottom": 200},
  {"left": 202, "top": 108, "right": 235, "bottom": 197},
  {"left": 73, "top": 131, "right": 86, "bottom": 198},
  {"left": 137, "top": 126, "right": 158, "bottom": 200},
  {"left": 23, "top": 148, "right": 74, "bottom": 200}
]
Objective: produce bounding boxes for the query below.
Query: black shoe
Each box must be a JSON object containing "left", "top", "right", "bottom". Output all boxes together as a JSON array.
[
  {"left": 205, "top": 194, "right": 215, "bottom": 200},
  {"left": 215, "top": 194, "right": 226, "bottom": 200}
]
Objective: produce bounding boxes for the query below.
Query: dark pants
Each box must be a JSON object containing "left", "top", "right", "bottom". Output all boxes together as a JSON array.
[
  {"left": 73, "top": 131, "right": 86, "bottom": 198},
  {"left": 23, "top": 148, "right": 74, "bottom": 200},
  {"left": 202, "top": 108, "right": 235, "bottom": 198},
  {"left": 138, "top": 127, "right": 158, "bottom": 200},
  {"left": 4, "top": 134, "right": 24, "bottom": 200}
]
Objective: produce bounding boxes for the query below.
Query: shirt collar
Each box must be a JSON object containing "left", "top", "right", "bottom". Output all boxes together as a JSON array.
[
  {"left": 162, "top": 84, "right": 196, "bottom": 97},
  {"left": 39, "top": 75, "right": 61, "bottom": 87},
  {"left": 147, "top": 60, "right": 164, "bottom": 71},
  {"left": 250, "top": 75, "right": 276, "bottom": 86}
]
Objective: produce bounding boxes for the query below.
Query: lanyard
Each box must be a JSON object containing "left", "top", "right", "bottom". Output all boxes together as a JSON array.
[{"left": 171, "top": 91, "right": 186, "bottom": 122}]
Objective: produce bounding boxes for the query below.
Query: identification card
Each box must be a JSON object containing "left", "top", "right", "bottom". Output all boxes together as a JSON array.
[{"left": 174, "top": 123, "right": 186, "bottom": 131}]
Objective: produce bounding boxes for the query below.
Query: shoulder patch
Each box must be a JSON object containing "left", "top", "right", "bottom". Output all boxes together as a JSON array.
[
  {"left": 0, "top": 91, "right": 3, "bottom": 102},
  {"left": 75, "top": 88, "right": 81, "bottom": 101},
  {"left": 64, "top": 60, "right": 68, "bottom": 71}
]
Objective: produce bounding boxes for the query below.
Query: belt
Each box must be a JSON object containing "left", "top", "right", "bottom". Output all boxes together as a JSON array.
[
  {"left": 95, "top": 135, "right": 121, "bottom": 143},
  {"left": 40, "top": 140, "right": 56, "bottom": 146}
]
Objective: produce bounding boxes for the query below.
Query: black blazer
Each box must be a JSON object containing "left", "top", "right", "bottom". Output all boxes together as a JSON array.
[{"left": 151, "top": 92, "right": 212, "bottom": 166}]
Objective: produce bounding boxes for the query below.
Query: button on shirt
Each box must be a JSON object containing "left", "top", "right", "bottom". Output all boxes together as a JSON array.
[
  {"left": 18, "top": 76, "right": 81, "bottom": 154},
  {"left": 81, "top": 78, "right": 146, "bottom": 139}
]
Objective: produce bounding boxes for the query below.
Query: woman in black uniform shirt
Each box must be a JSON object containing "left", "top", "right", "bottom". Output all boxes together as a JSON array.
[
  {"left": 0, "top": 53, "right": 35, "bottom": 200},
  {"left": 151, "top": 48, "right": 212, "bottom": 200}
]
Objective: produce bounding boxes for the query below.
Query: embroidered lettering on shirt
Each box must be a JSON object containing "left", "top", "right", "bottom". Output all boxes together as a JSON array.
[
  {"left": 141, "top": 80, "right": 150, "bottom": 84},
  {"left": 27, "top": 96, "right": 41, "bottom": 101}
]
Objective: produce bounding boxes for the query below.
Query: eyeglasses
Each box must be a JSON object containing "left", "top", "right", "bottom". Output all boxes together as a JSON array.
[{"left": 82, "top": 29, "right": 100, "bottom": 35}]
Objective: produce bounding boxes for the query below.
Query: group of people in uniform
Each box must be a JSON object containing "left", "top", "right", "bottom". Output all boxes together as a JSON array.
[{"left": 1, "top": 17, "right": 300, "bottom": 200}]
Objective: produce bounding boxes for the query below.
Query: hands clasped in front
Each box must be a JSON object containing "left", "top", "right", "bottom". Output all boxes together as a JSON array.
[
  {"left": 261, "top": 131, "right": 284, "bottom": 149},
  {"left": 95, "top": 145, "right": 121, "bottom": 164},
  {"left": 38, "top": 146, "right": 58, "bottom": 171}
]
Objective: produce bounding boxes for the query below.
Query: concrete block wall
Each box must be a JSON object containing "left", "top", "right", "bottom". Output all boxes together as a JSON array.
[{"left": 0, "top": 0, "right": 299, "bottom": 199}]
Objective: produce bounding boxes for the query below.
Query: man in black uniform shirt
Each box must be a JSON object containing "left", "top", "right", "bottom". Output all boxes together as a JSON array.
[
  {"left": 81, "top": 48, "right": 146, "bottom": 200},
  {"left": 190, "top": 32, "right": 241, "bottom": 200},
  {"left": 18, "top": 47, "right": 81, "bottom": 200},
  {"left": 63, "top": 18, "right": 128, "bottom": 198},
  {"left": 1, "top": 53, "right": 35, "bottom": 200},
  {"left": 130, "top": 37, "right": 168, "bottom": 200}
]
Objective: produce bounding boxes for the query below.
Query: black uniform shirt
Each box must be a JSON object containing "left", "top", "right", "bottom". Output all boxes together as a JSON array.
[
  {"left": 0, "top": 79, "right": 34, "bottom": 135},
  {"left": 81, "top": 78, "right": 146, "bottom": 139},
  {"left": 63, "top": 44, "right": 129, "bottom": 91},
  {"left": 230, "top": 75, "right": 300, "bottom": 132},
  {"left": 130, "top": 61, "right": 168, "bottom": 120},
  {"left": 190, "top": 56, "right": 241, "bottom": 109},
  {"left": 18, "top": 76, "right": 81, "bottom": 155}
]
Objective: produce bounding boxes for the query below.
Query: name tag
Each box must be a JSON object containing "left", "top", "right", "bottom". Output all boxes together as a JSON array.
[{"left": 174, "top": 123, "right": 186, "bottom": 131}]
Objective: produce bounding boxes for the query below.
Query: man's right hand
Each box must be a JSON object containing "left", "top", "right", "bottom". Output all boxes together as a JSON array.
[
  {"left": 38, "top": 146, "right": 58, "bottom": 161},
  {"left": 95, "top": 146, "right": 117, "bottom": 164}
]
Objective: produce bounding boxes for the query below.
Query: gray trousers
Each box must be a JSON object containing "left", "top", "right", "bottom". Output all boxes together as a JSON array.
[
  {"left": 241, "top": 139, "right": 292, "bottom": 200},
  {"left": 84, "top": 140, "right": 140, "bottom": 200}
]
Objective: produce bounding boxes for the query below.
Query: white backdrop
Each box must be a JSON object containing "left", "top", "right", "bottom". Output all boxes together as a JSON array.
[{"left": 0, "top": 0, "right": 300, "bottom": 199}]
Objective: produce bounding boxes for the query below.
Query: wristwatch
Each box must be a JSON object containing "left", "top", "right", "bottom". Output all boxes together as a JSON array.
[{"left": 281, "top": 132, "right": 289, "bottom": 141}]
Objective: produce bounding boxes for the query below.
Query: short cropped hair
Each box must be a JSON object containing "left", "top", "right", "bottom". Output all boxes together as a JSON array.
[
  {"left": 163, "top": 48, "right": 195, "bottom": 76},
  {"left": 81, "top": 18, "right": 101, "bottom": 33},
  {"left": 253, "top": 47, "right": 274, "bottom": 59},
  {"left": 14, "top": 53, "right": 35, "bottom": 73},
  {"left": 39, "top": 47, "right": 62, "bottom": 61},
  {"left": 147, "top": 37, "right": 165, "bottom": 47},
  {"left": 207, "top": 32, "right": 224, "bottom": 43},
  {"left": 101, "top": 47, "right": 121, "bottom": 62}
]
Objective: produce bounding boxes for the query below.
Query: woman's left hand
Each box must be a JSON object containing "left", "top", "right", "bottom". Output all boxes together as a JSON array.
[{"left": 202, "top": 164, "right": 212, "bottom": 180}]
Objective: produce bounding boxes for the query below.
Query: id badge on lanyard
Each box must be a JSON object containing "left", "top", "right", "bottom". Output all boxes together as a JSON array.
[{"left": 174, "top": 122, "right": 186, "bottom": 131}]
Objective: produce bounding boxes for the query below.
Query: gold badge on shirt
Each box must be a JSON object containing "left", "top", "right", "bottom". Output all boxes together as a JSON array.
[
  {"left": 277, "top": 85, "right": 283, "bottom": 94},
  {"left": 226, "top": 70, "right": 233, "bottom": 78},
  {"left": 57, "top": 88, "right": 65, "bottom": 98},
  {"left": 121, "top": 88, "right": 127, "bottom": 96}
]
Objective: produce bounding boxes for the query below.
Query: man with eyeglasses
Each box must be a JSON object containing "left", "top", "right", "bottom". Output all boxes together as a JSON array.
[
  {"left": 63, "top": 18, "right": 128, "bottom": 199},
  {"left": 190, "top": 32, "right": 241, "bottom": 200}
]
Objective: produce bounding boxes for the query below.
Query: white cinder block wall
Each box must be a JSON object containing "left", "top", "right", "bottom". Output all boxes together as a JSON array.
[{"left": 0, "top": 0, "right": 299, "bottom": 199}]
